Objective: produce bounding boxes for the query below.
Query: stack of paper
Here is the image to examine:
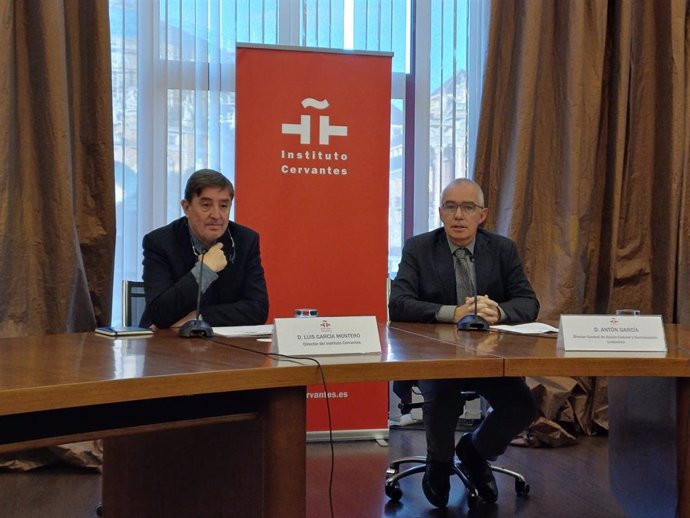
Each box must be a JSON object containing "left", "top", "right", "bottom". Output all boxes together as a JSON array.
[{"left": 213, "top": 325, "right": 274, "bottom": 337}]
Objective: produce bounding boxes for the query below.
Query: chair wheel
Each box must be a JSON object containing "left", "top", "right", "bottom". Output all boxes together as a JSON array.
[
  {"left": 96, "top": 504, "right": 103, "bottom": 516},
  {"left": 385, "top": 482, "right": 403, "bottom": 501},
  {"left": 515, "top": 479, "right": 530, "bottom": 496},
  {"left": 467, "top": 493, "right": 480, "bottom": 510}
]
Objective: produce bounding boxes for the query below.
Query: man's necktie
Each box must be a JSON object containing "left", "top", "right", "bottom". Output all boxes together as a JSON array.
[{"left": 454, "top": 247, "right": 474, "bottom": 305}]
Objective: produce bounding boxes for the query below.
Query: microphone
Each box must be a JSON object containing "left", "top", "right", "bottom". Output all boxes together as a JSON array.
[
  {"left": 179, "top": 247, "right": 214, "bottom": 338},
  {"left": 457, "top": 252, "right": 489, "bottom": 331}
]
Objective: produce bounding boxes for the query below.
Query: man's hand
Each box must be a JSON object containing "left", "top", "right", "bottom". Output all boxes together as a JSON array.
[
  {"left": 171, "top": 310, "right": 197, "bottom": 328},
  {"left": 470, "top": 295, "right": 501, "bottom": 325},
  {"left": 453, "top": 295, "right": 501, "bottom": 325},
  {"left": 201, "top": 242, "right": 228, "bottom": 273},
  {"left": 452, "top": 299, "right": 476, "bottom": 323}
]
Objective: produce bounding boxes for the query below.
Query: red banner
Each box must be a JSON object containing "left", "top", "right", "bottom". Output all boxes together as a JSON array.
[{"left": 235, "top": 45, "right": 391, "bottom": 435}]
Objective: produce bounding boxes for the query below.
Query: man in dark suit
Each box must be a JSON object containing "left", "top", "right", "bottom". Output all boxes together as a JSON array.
[
  {"left": 389, "top": 178, "right": 538, "bottom": 507},
  {"left": 140, "top": 169, "right": 268, "bottom": 329}
]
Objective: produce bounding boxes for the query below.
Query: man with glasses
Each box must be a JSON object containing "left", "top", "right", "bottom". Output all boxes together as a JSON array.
[
  {"left": 139, "top": 169, "right": 269, "bottom": 329},
  {"left": 389, "top": 178, "right": 538, "bottom": 508}
]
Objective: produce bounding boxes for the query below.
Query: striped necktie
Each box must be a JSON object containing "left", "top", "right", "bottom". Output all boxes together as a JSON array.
[{"left": 453, "top": 247, "right": 474, "bottom": 304}]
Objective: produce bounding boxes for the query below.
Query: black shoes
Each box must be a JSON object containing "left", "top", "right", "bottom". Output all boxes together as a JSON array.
[
  {"left": 456, "top": 433, "right": 499, "bottom": 504},
  {"left": 422, "top": 460, "right": 451, "bottom": 508},
  {"left": 423, "top": 435, "right": 500, "bottom": 508}
]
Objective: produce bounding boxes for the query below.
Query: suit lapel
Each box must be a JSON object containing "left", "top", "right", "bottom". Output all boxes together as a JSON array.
[
  {"left": 432, "top": 232, "right": 457, "bottom": 304},
  {"left": 173, "top": 217, "right": 199, "bottom": 267},
  {"left": 473, "top": 232, "right": 492, "bottom": 295}
]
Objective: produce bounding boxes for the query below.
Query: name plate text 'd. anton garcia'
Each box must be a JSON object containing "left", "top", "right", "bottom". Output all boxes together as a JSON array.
[{"left": 557, "top": 314, "right": 666, "bottom": 352}]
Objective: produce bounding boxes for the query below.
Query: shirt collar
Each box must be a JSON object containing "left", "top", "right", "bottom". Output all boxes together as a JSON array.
[{"left": 446, "top": 234, "right": 476, "bottom": 256}]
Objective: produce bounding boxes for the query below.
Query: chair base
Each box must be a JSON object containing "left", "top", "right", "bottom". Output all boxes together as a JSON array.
[{"left": 384, "top": 455, "right": 530, "bottom": 510}]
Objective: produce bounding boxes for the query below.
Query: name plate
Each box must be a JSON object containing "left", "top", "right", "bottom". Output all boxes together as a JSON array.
[
  {"left": 557, "top": 314, "right": 666, "bottom": 352},
  {"left": 273, "top": 316, "right": 381, "bottom": 356}
]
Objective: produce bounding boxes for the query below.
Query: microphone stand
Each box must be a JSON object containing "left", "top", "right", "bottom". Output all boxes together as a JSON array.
[
  {"left": 457, "top": 252, "right": 489, "bottom": 331},
  {"left": 457, "top": 296, "right": 489, "bottom": 331},
  {"left": 179, "top": 249, "right": 214, "bottom": 338}
]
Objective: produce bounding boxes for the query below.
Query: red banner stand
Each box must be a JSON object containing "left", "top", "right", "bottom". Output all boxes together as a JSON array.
[{"left": 235, "top": 44, "right": 391, "bottom": 439}]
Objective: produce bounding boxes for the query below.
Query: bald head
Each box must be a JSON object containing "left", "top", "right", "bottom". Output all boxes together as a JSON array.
[{"left": 441, "top": 178, "right": 485, "bottom": 207}]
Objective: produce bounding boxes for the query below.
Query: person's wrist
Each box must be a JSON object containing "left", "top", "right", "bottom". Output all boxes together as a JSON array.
[
  {"left": 436, "top": 305, "right": 457, "bottom": 323},
  {"left": 453, "top": 304, "right": 470, "bottom": 322}
]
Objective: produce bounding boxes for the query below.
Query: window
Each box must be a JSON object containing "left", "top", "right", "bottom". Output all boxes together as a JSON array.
[{"left": 109, "top": 0, "right": 488, "bottom": 324}]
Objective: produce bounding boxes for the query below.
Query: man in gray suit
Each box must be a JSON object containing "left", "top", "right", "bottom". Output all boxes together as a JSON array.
[{"left": 389, "top": 178, "right": 538, "bottom": 507}]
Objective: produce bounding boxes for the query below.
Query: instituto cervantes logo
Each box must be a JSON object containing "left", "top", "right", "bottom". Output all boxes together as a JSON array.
[{"left": 280, "top": 98, "right": 349, "bottom": 178}]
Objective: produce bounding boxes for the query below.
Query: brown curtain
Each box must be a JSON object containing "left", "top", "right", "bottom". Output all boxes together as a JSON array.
[
  {"left": 0, "top": 1, "right": 115, "bottom": 337},
  {"left": 475, "top": 0, "right": 690, "bottom": 326}
]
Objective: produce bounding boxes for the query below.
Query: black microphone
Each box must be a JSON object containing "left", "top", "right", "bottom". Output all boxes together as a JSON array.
[
  {"left": 179, "top": 247, "right": 214, "bottom": 338},
  {"left": 457, "top": 252, "right": 489, "bottom": 331}
]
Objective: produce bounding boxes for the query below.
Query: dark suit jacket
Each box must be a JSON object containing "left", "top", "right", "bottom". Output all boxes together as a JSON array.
[
  {"left": 389, "top": 228, "right": 539, "bottom": 324},
  {"left": 140, "top": 217, "right": 269, "bottom": 328}
]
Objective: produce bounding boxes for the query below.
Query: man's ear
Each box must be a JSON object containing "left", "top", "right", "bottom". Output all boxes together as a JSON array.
[{"left": 180, "top": 198, "right": 189, "bottom": 214}]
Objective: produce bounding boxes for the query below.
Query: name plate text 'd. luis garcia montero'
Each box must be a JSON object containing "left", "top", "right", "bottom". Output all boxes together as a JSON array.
[{"left": 273, "top": 316, "right": 381, "bottom": 356}]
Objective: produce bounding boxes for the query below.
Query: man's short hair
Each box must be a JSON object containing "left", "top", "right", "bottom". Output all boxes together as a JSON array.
[
  {"left": 184, "top": 169, "right": 235, "bottom": 201},
  {"left": 442, "top": 178, "right": 485, "bottom": 207}
]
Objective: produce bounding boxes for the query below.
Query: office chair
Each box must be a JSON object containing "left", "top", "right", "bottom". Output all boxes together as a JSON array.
[
  {"left": 385, "top": 380, "right": 530, "bottom": 510},
  {"left": 122, "top": 280, "right": 146, "bottom": 326}
]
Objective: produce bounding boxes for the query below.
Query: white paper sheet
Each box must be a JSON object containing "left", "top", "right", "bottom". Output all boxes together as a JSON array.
[
  {"left": 490, "top": 322, "right": 559, "bottom": 335},
  {"left": 213, "top": 324, "right": 273, "bottom": 337}
]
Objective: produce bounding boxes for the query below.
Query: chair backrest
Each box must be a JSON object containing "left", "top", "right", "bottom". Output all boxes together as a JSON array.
[
  {"left": 122, "top": 280, "right": 146, "bottom": 327},
  {"left": 393, "top": 380, "right": 481, "bottom": 414}
]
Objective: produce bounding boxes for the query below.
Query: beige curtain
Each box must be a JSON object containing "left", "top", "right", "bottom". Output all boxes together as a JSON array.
[
  {"left": 0, "top": 1, "right": 115, "bottom": 337},
  {"left": 475, "top": 0, "right": 690, "bottom": 325}
]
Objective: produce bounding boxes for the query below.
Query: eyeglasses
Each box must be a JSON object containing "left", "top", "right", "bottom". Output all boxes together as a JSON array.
[{"left": 440, "top": 201, "right": 484, "bottom": 215}]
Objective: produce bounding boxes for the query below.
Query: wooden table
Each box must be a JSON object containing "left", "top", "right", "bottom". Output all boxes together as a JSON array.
[
  {"left": 7, "top": 323, "right": 687, "bottom": 517},
  {"left": 389, "top": 321, "right": 690, "bottom": 518},
  {"left": 0, "top": 326, "right": 502, "bottom": 518}
]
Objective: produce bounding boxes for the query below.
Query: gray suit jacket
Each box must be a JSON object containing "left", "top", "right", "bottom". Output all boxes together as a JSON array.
[{"left": 389, "top": 228, "right": 539, "bottom": 324}]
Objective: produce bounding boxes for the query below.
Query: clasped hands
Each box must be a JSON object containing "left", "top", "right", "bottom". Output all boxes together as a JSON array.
[{"left": 453, "top": 294, "right": 500, "bottom": 325}]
